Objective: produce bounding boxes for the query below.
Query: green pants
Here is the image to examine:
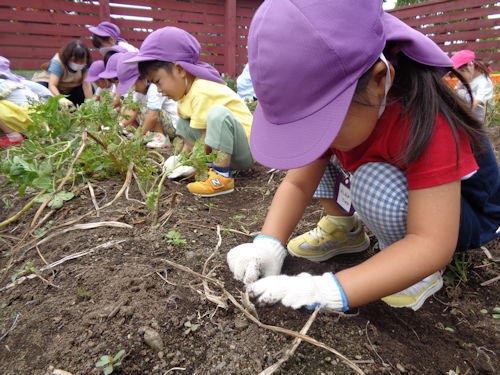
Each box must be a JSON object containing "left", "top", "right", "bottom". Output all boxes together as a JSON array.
[{"left": 176, "top": 105, "right": 254, "bottom": 170}]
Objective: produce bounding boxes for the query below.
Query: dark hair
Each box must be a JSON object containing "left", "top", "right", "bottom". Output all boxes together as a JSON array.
[
  {"left": 92, "top": 34, "right": 113, "bottom": 49},
  {"left": 138, "top": 60, "right": 174, "bottom": 78},
  {"left": 355, "top": 46, "right": 485, "bottom": 165},
  {"left": 103, "top": 50, "right": 117, "bottom": 66},
  {"left": 59, "top": 40, "right": 91, "bottom": 69}
]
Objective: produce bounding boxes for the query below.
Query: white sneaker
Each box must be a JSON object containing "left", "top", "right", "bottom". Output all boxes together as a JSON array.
[{"left": 381, "top": 271, "right": 443, "bottom": 311}]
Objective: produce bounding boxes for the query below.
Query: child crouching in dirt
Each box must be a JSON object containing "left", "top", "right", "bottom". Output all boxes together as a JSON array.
[
  {"left": 115, "top": 52, "right": 178, "bottom": 149},
  {"left": 84, "top": 60, "right": 116, "bottom": 102},
  {"left": 125, "top": 27, "right": 254, "bottom": 197},
  {"left": 226, "top": 0, "right": 499, "bottom": 313},
  {"left": 450, "top": 50, "right": 495, "bottom": 123}
]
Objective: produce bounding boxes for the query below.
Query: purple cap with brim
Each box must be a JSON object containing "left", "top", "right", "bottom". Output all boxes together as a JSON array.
[
  {"left": 99, "top": 52, "right": 123, "bottom": 79},
  {"left": 84, "top": 60, "right": 105, "bottom": 82},
  {"left": 248, "top": 0, "right": 385, "bottom": 170},
  {"left": 116, "top": 52, "right": 141, "bottom": 95},
  {"left": 383, "top": 13, "right": 453, "bottom": 68},
  {"left": 248, "top": 1, "right": 455, "bottom": 170},
  {"left": 0, "top": 56, "right": 24, "bottom": 82},
  {"left": 88, "top": 21, "right": 125, "bottom": 42},
  {"left": 124, "top": 26, "right": 225, "bottom": 84}
]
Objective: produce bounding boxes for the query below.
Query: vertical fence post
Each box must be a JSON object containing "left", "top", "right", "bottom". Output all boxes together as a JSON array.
[
  {"left": 224, "top": 0, "right": 237, "bottom": 78},
  {"left": 99, "top": 0, "right": 111, "bottom": 21}
]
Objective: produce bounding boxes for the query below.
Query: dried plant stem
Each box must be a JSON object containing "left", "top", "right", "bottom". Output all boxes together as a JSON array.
[
  {"left": 1, "top": 131, "right": 88, "bottom": 285},
  {"left": 0, "top": 190, "right": 47, "bottom": 230},
  {"left": 162, "top": 258, "right": 364, "bottom": 374},
  {"left": 87, "top": 181, "right": 100, "bottom": 216},
  {"left": 259, "top": 306, "right": 320, "bottom": 375}
]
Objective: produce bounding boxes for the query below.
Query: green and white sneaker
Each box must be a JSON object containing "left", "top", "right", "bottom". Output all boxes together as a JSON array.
[
  {"left": 287, "top": 215, "right": 370, "bottom": 262},
  {"left": 382, "top": 271, "right": 443, "bottom": 311}
]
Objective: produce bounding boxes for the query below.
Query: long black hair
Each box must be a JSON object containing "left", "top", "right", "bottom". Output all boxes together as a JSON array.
[{"left": 355, "top": 45, "right": 485, "bottom": 165}]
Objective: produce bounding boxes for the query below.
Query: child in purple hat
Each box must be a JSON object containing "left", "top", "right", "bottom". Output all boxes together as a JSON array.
[
  {"left": 89, "top": 21, "right": 138, "bottom": 56},
  {"left": 126, "top": 26, "right": 254, "bottom": 196},
  {"left": 451, "top": 50, "right": 495, "bottom": 122},
  {"left": 84, "top": 60, "right": 116, "bottom": 102},
  {"left": 227, "top": 1, "right": 499, "bottom": 313},
  {"left": 115, "top": 52, "right": 178, "bottom": 148}
]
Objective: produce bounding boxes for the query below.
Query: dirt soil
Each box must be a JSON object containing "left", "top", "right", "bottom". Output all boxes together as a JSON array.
[{"left": 0, "top": 128, "right": 499, "bottom": 375}]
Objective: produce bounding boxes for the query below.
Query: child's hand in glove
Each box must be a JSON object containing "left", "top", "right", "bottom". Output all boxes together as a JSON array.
[
  {"left": 247, "top": 272, "right": 348, "bottom": 311},
  {"left": 227, "top": 235, "right": 287, "bottom": 284}
]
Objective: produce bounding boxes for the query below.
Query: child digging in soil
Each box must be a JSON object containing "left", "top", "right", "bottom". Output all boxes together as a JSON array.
[
  {"left": 84, "top": 60, "right": 116, "bottom": 102},
  {"left": 125, "top": 27, "right": 254, "bottom": 197},
  {"left": 115, "top": 52, "right": 178, "bottom": 148},
  {"left": 450, "top": 50, "right": 495, "bottom": 123},
  {"left": 227, "top": 0, "right": 500, "bottom": 312}
]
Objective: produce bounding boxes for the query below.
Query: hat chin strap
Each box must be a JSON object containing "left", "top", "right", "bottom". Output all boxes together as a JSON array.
[{"left": 378, "top": 53, "right": 391, "bottom": 118}]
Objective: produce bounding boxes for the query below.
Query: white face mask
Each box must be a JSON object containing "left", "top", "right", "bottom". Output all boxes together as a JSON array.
[
  {"left": 378, "top": 53, "right": 392, "bottom": 118},
  {"left": 69, "top": 62, "right": 86, "bottom": 72}
]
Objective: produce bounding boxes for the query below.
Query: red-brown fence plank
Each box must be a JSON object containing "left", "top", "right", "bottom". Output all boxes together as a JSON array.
[{"left": 389, "top": 0, "right": 496, "bottom": 19}]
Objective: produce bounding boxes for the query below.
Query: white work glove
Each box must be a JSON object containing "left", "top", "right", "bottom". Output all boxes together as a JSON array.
[
  {"left": 248, "top": 272, "right": 348, "bottom": 312},
  {"left": 163, "top": 155, "right": 196, "bottom": 179},
  {"left": 227, "top": 235, "right": 287, "bottom": 285},
  {"left": 58, "top": 97, "right": 74, "bottom": 110}
]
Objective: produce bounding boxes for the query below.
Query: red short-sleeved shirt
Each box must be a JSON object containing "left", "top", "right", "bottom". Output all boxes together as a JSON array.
[{"left": 332, "top": 102, "right": 478, "bottom": 190}]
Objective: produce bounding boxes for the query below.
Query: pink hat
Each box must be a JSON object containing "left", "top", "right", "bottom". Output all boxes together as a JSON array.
[
  {"left": 248, "top": 0, "right": 454, "bottom": 170},
  {"left": 99, "top": 52, "right": 123, "bottom": 79},
  {"left": 124, "top": 26, "right": 225, "bottom": 84},
  {"left": 116, "top": 52, "right": 141, "bottom": 95},
  {"left": 84, "top": 60, "right": 105, "bottom": 82},
  {"left": 451, "top": 50, "right": 475, "bottom": 69}
]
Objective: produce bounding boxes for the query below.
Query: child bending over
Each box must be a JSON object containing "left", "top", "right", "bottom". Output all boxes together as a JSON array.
[
  {"left": 451, "top": 49, "right": 495, "bottom": 123},
  {"left": 227, "top": 1, "right": 499, "bottom": 312},
  {"left": 116, "top": 52, "right": 178, "bottom": 148},
  {"left": 126, "top": 27, "right": 254, "bottom": 197}
]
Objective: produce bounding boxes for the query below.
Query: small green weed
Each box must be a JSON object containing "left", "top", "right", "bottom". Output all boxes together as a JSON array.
[
  {"left": 77, "top": 288, "right": 93, "bottom": 300},
  {"left": 11, "top": 261, "right": 39, "bottom": 283},
  {"left": 34, "top": 220, "right": 55, "bottom": 238},
  {"left": 166, "top": 231, "right": 187, "bottom": 246},
  {"left": 183, "top": 320, "right": 200, "bottom": 335},
  {"left": 444, "top": 252, "right": 470, "bottom": 284},
  {"left": 95, "top": 349, "right": 125, "bottom": 375}
]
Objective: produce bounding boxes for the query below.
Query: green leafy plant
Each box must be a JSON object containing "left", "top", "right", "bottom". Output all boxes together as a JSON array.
[
  {"left": 95, "top": 349, "right": 125, "bottom": 375},
  {"left": 34, "top": 220, "right": 55, "bottom": 238},
  {"left": 166, "top": 231, "right": 187, "bottom": 246},
  {"left": 77, "top": 288, "right": 93, "bottom": 300},
  {"left": 183, "top": 320, "right": 200, "bottom": 335},
  {"left": 444, "top": 252, "right": 470, "bottom": 283},
  {"left": 11, "top": 261, "right": 39, "bottom": 283}
]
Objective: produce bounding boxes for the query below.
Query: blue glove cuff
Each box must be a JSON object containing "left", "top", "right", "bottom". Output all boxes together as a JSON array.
[
  {"left": 328, "top": 272, "right": 349, "bottom": 312},
  {"left": 255, "top": 234, "right": 287, "bottom": 255}
]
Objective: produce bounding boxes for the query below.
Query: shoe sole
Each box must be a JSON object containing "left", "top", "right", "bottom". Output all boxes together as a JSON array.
[
  {"left": 287, "top": 234, "right": 370, "bottom": 262},
  {"left": 189, "top": 188, "right": 234, "bottom": 198},
  {"left": 383, "top": 273, "right": 443, "bottom": 311}
]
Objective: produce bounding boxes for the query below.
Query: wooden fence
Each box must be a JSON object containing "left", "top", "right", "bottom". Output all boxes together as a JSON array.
[
  {"left": 0, "top": 0, "right": 498, "bottom": 76},
  {"left": 388, "top": 0, "right": 500, "bottom": 71},
  {"left": 0, "top": 0, "right": 261, "bottom": 77}
]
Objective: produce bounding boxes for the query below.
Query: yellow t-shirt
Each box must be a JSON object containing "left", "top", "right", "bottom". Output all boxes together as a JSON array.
[{"left": 177, "top": 77, "right": 253, "bottom": 142}]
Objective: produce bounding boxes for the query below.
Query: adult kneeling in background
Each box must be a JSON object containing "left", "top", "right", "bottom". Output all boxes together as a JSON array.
[{"left": 33, "top": 40, "right": 93, "bottom": 107}]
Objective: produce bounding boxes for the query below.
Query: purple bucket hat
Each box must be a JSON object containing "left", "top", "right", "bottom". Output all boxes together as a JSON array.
[
  {"left": 99, "top": 52, "right": 123, "bottom": 79},
  {"left": 88, "top": 21, "right": 125, "bottom": 42},
  {"left": 383, "top": 13, "right": 452, "bottom": 68},
  {"left": 84, "top": 60, "right": 105, "bottom": 82},
  {"left": 124, "top": 26, "right": 225, "bottom": 84},
  {"left": 249, "top": 1, "right": 454, "bottom": 170},
  {"left": 116, "top": 52, "right": 141, "bottom": 95},
  {"left": 248, "top": 0, "right": 385, "bottom": 170},
  {"left": 0, "top": 56, "right": 24, "bottom": 82}
]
